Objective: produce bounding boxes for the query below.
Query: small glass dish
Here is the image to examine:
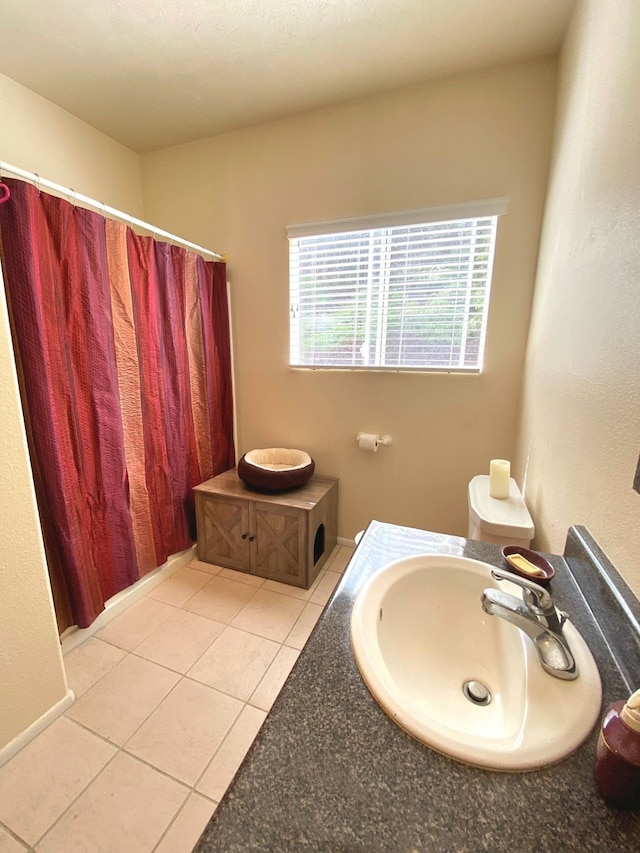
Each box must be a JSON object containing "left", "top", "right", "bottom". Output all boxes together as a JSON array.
[{"left": 501, "top": 545, "right": 556, "bottom": 585}]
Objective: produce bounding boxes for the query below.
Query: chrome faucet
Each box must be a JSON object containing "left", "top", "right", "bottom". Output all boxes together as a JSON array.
[{"left": 481, "top": 567, "right": 578, "bottom": 680}]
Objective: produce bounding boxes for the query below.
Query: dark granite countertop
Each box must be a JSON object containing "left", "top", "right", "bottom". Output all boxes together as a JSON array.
[{"left": 195, "top": 522, "right": 640, "bottom": 852}]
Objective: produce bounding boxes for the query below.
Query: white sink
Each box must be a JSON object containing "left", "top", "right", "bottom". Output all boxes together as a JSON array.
[{"left": 350, "top": 554, "right": 602, "bottom": 770}]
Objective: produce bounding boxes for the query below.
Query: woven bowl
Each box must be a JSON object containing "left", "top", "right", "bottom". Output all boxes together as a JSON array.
[{"left": 237, "top": 448, "right": 315, "bottom": 492}]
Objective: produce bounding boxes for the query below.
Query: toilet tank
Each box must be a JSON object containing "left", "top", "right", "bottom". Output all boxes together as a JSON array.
[{"left": 467, "top": 474, "right": 534, "bottom": 547}]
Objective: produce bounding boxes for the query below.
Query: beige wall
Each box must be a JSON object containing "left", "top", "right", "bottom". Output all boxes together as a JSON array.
[
  {"left": 516, "top": 1, "right": 640, "bottom": 596},
  {"left": 0, "top": 74, "right": 143, "bottom": 213},
  {"left": 0, "top": 73, "right": 142, "bottom": 750},
  {"left": 142, "top": 59, "right": 557, "bottom": 541}
]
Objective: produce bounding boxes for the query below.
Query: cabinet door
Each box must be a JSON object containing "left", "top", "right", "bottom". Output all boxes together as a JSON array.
[
  {"left": 252, "top": 502, "right": 306, "bottom": 586},
  {"left": 197, "top": 495, "right": 251, "bottom": 571}
]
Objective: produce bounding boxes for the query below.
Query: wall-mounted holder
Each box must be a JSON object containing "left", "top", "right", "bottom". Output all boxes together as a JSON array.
[{"left": 356, "top": 433, "right": 393, "bottom": 452}]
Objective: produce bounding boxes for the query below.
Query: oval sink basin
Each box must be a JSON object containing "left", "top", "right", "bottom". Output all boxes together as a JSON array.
[{"left": 350, "top": 554, "right": 602, "bottom": 770}]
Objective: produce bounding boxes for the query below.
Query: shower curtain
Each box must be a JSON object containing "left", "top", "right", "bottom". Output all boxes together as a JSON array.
[{"left": 0, "top": 178, "right": 235, "bottom": 630}]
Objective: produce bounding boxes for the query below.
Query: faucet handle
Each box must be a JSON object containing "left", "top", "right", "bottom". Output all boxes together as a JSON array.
[{"left": 490, "top": 566, "right": 554, "bottom": 612}]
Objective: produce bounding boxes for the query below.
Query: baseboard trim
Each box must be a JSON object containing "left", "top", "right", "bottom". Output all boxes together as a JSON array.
[
  {"left": 61, "top": 544, "right": 196, "bottom": 655},
  {"left": 0, "top": 688, "right": 75, "bottom": 769}
]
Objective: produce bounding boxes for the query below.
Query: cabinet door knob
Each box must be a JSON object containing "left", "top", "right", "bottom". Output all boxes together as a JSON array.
[
  {"left": 249, "top": 536, "right": 255, "bottom": 542},
  {"left": 241, "top": 533, "right": 248, "bottom": 540}
]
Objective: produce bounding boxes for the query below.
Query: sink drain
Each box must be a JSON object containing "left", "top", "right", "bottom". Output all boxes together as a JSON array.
[{"left": 463, "top": 680, "right": 492, "bottom": 706}]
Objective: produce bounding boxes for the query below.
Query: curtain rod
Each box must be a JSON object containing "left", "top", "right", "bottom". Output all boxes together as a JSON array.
[{"left": 0, "top": 160, "right": 226, "bottom": 262}]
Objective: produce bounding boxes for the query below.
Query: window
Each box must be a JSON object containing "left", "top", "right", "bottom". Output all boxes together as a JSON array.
[{"left": 288, "top": 198, "right": 507, "bottom": 372}]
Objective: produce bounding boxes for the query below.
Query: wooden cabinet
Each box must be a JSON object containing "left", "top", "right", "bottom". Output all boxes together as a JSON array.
[{"left": 194, "top": 469, "right": 338, "bottom": 588}]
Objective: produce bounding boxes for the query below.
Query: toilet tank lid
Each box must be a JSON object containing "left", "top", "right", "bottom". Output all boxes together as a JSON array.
[{"left": 468, "top": 475, "right": 535, "bottom": 539}]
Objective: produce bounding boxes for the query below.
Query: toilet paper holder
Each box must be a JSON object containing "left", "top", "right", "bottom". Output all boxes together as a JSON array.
[{"left": 356, "top": 432, "right": 393, "bottom": 450}]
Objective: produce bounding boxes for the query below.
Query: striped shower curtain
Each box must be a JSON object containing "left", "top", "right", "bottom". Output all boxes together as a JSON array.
[{"left": 0, "top": 178, "right": 235, "bottom": 630}]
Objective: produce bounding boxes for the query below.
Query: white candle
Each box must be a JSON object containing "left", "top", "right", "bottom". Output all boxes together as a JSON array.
[{"left": 489, "top": 459, "right": 511, "bottom": 499}]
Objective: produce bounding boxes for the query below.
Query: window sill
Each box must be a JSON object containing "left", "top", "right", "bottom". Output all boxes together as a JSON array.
[{"left": 289, "top": 366, "right": 482, "bottom": 375}]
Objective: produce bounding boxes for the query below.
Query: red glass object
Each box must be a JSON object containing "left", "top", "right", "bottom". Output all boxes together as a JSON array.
[{"left": 593, "top": 700, "right": 640, "bottom": 808}]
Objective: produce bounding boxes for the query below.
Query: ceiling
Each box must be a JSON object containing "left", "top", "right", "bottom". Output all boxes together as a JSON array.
[{"left": 0, "top": 0, "right": 576, "bottom": 154}]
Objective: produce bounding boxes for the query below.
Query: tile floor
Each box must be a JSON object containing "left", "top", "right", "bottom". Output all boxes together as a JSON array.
[{"left": 0, "top": 544, "right": 353, "bottom": 853}]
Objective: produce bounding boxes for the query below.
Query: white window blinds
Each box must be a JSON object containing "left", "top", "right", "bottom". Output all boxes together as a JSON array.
[{"left": 288, "top": 199, "right": 506, "bottom": 372}]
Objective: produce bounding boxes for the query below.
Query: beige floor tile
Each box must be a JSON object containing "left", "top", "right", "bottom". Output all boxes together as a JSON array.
[
  {"left": 66, "top": 654, "right": 180, "bottom": 745},
  {"left": 125, "top": 678, "right": 243, "bottom": 786},
  {"left": 154, "top": 793, "right": 216, "bottom": 853},
  {"left": 134, "top": 609, "right": 224, "bottom": 673},
  {"left": 35, "top": 752, "right": 187, "bottom": 853},
  {"left": 249, "top": 645, "right": 300, "bottom": 711},
  {"left": 261, "top": 568, "right": 325, "bottom": 601},
  {"left": 146, "top": 566, "right": 212, "bottom": 607},
  {"left": 0, "top": 827, "right": 28, "bottom": 852},
  {"left": 196, "top": 705, "right": 266, "bottom": 801},
  {"left": 284, "top": 602, "right": 324, "bottom": 650},
  {"left": 231, "top": 588, "right": 305, "bottom": 642},
  {"left": 63, "top": 637, "right": 127, "bottom": 698},
  {"left": 96, "top": 597, "right": 175, "bottom": 651},
  {"left": 184, "top": 575, "right": 257, "bottom": 624},
  {"left": 0, "top": 717, "right": 115, "bottom": 847},
  {"left": 309, "top": 570, "right": 341, "bottom": 606},
  {"left": 218, "top": 567, "right": 265, "bottom": 587},
  {"left": 188, "top": 626, "right": 279, "bottom": 700},
  {"left": 185, "top": 557, "right": 223, "bottom": 575},
  {"left": 324, "top": 542, "right": 341, "bottom": 563},
  {"left": 326, "top": 545, "right": 354, "bottom": 574}
]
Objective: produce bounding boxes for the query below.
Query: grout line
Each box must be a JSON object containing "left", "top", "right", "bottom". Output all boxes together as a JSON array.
[
  {"left": 209, "top": 625, "right": 286, "bottom": 647},
  {"left": 188, "top": 703, "right": 267, "bottom": 800},
  {"left": 63, "top": 644, "right": 130, "bottom": 700},
  {"left": 53, "top": 713, "right": 216, "bottom": 853},
  {"left": 181, "top": 573, "right": 264, "bottom": 618},
  {"left": 65, "top": 711, "right": 226, "bottom": 799},
  {"left": 148, "top": 626, "right": 229, "bottom": 680},
  {"left": 118, "top": 745, "right": 204, "bottom": 792},
  {"left": 225, "top": 609, "right": 307, "bottom": 646},
  {"left": 85, "top": 600, "right": 180, "bottom": 657},
  {"left": 63, "top": 662, "right": 187, "bottom": 768},
  {"left": 0, "top": 819, "right": 30, "bottom": 851},
  {"left": 145, "top": 566, "right": 228, "bottom": 610},
  {"left": 28, "top": 745, "right": 124, "bottom": 849},
  {"left": 63, "top": 714, "right": 120, "bottom": 744},
  {"left": 181, "top": 659, "right": 282, "bottom": 706},
  {"left": 259, "top": 568, "right": 328, "bottom": 602},
  {"left": 81, "top": 652, "right": 260, "bottom": 797},
  {"left": 149, "top": 795, "right": 192, "bottom": 853},
  {"left": 193, "top": 792, "right": 217, "bottom": 805},
  {"left": 149, "top": 791, "right": 216, "bottom": 853}
]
